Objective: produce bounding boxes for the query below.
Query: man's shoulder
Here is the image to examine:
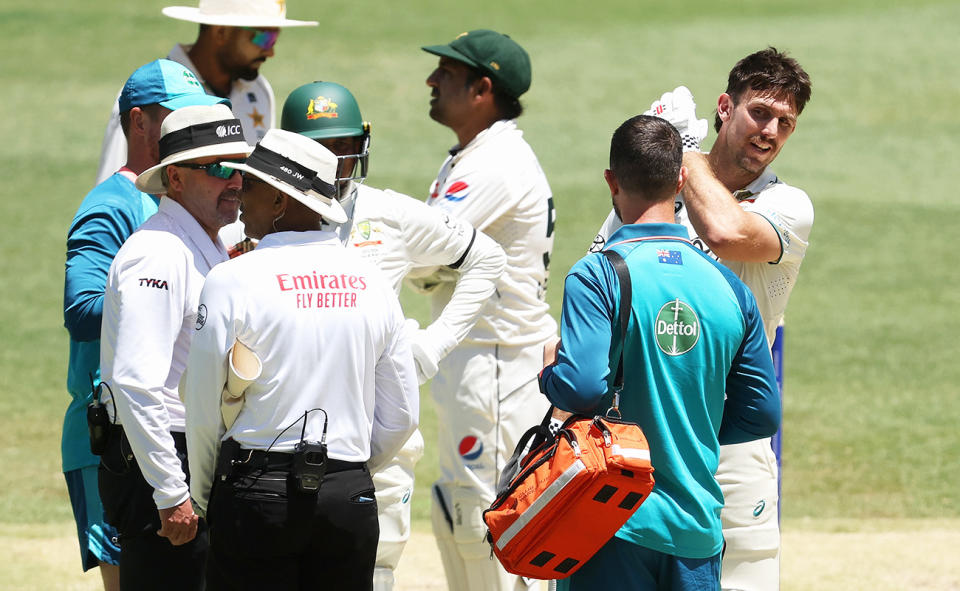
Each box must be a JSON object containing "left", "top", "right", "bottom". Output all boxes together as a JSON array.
[
  {"left": 118, "top": 215, "right": 189, "bottom": 259},
  {"left": 75, "top": 174, "right": 140, "bottom": 213},
  {"left": 750, "top": 173, "right": 812, "bottom": 211}
]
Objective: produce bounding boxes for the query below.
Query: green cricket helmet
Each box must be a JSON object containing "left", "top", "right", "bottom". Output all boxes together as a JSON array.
[{"left": 281, "top": 81, "right": 371, "bottom": 188}]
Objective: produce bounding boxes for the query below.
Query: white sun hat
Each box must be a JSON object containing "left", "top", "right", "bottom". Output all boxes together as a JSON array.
[
  {"left": 162, "top": 0, "right": 318, "bottom": 27},
  {"left": 136, "top": 103, "right": 254, "bottom": 194},
  {"left": 223, "top": 129, "right": 347, "bottom": 224}
]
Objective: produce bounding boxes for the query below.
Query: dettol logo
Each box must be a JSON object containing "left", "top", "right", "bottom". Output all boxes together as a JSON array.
[{"left": 655, "top": 298, "right": 700, "bottom": 355}]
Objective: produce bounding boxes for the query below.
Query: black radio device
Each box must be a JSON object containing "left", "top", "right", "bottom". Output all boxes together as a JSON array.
[
  {"left": 291, "top": 409, "right": 329, "bottom": 493},
  {"left": 87, "top": 376, "right": 113, "bottom": 456}
]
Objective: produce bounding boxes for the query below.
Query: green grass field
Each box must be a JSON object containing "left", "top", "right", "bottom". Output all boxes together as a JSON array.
[{"left": 1, "top": 0, "right": 958, "bottom": 586}]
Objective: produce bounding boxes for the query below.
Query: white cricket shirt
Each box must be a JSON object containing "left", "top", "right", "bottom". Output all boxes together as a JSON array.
[
  {"left": 328, "top": 183, "right": 506, "bottom": 361},
  {"left": 420, "top": 119, "right": 557, "bottom": 347},
  {"left": 183, "top": 231, "right": 419, "bottom": 511}
]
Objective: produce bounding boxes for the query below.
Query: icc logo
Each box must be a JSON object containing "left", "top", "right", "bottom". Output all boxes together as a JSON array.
[
  {"left": 458, "top": 436, "right": 483, "bottom": 461},
  {"left": 216, "top": 124, "right": 242, "bottom": 138}
]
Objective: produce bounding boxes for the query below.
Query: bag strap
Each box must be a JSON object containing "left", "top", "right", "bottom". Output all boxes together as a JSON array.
[{"left": 600, "top": 249, "right": 631, "bottom": 417}]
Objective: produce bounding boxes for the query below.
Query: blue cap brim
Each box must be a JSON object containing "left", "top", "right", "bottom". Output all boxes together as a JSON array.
[{"left": 159, "top": 94, "right": 231, "bottom": 111}]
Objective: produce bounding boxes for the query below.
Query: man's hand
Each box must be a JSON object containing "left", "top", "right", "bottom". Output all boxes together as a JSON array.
[
  {"left": 643, "top": 86, "right": 708, "bottom": 152},
  {"left": 542, "top": 335, "right": 561, "bottom": 367},
  {"left": 157, "top": 499, "right": 198, "bottom": 546}
]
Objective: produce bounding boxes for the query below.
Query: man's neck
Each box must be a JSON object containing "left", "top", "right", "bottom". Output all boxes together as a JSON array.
[
  {"left": 706, "top": 147, "right": 763, "bottom": 193},
  {"left": 453, "top": 114, "right": 501, "bottom": 149},
  {"left": 617, "top": 199, "right": 675, "bottom": 225},
  {"left": 187, "top": 43, "right": 232, "bottom": 98}
]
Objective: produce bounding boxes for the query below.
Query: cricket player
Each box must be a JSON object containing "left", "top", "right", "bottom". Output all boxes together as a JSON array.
[
  {"left": 96, "top": 0, "right": 316, "bottom": 184},
  {"left": 62, "top": 59, "right": 227, "bottom": 591},
  {"left": 97, "top": 103, "right": 251, "bottom": 589},
  {"left": 419, "top": 30, "right": 557, "bottom": 591},
  {"left": 590, "top": 48, "right": 813, "bottom": 591},
  {"left": 185, "top": 129, "right": 419, "bottom": 589},
  {"left": 280, "top": 80, "right": 507, "bottom": 591}
]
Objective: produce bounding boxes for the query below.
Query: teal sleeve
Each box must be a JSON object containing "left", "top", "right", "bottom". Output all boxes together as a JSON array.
[
  {"left": 63, "top": 204, "right": 139, "bottom": 341},
  {"left": 540, "top": 260, "right": 617, "bottom": 413},
  {"left": 718, "top": 277, "right": 782, "bottom": 444}
]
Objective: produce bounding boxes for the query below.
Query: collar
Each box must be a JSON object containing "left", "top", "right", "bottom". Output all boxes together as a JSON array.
[
  {"left": 606, "top": 222, "right": 691, "bottom": 247},
  {"left": 733, "top": 168, "right": 779, "bottom": 201},
  {"left": 157, "top": 197, "right": 229, "bottom": 266},
  {"left": 449, "top": 119, "right": 517, "bottom": 159},
  {"left": 320, "top": 183, "right": 358, "bottom": 244},
  {"left": 256, "top": 230, "right": 341, "bottom": 250}
]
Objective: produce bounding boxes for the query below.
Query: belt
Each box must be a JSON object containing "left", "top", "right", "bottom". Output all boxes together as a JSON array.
[{"left": 237, "top": 448, "right": 366, "bottom": 474}]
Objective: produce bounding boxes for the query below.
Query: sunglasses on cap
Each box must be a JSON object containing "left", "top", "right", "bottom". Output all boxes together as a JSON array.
[
  {"left": 174, "top": 161, "right": 244, "bottom": 179},
  {"left": 243, "top": 27, "right": 280, "bottom": 51}
]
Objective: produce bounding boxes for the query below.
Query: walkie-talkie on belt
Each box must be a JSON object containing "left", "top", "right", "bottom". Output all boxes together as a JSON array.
[
  {"left": 87, "top": 374, "right": 112, "bottom": 456},
  {"left": 292, "top": 409, "right": 328, "bottom": 493}
]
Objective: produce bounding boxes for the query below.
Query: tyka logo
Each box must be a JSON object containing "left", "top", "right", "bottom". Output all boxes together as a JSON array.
[
  {"left": 195, "top": 304, "right": 207, "bottom": 330},
  {"left": 654, "top": 298, "right": 700, "bottom": 356},
  {"left": 138, "top": 277, "right": 169, "bottom": 290}
]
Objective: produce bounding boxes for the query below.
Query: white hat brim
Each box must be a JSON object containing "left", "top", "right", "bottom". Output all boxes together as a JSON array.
[
  {"left": 136, "top": 140, "right": 254, "bottom": 194},
  {"left": 162, "top": 6, "right": 318, "bottom": 27},
  {"left": 224, "top": 162, "right": 347, "bottom": 224}
]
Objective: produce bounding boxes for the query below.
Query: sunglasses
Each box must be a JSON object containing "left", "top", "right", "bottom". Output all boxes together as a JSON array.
[
  {"left": 243, "top": 27, "right": 279, "bottom": 51},
  {"left": 174, "top": 161, "right": 244, "bottom": 179}
]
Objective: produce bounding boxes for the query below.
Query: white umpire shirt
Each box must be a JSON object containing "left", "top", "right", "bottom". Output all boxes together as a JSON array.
[
  {"left": 328, "top": 182, "right": 506, "bottom": 365},
  {"left": 184, "top": 231, "right": 419, "bottom": 512},
  {"left": 100, "top": 197, "right": 229, "bottom": 510},
  {"left": 591, "top": 168, "right": 814, "bottom": 346},
  {"left": 419, "top": 119, "right": 557, "bottom": 349},
  {"left": 95, "top": 43, "right": 275, "bottom": 185}
]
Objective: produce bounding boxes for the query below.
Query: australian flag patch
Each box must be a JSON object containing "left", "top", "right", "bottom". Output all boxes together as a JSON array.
[{"left": 657, "top": 249, "right": 683, "bottom": 265}]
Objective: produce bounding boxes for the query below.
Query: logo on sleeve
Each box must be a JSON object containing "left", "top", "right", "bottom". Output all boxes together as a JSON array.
[
  {"left": 657, "top": 249, "right": 683, "bottom": 265},
  {"left": 655, "top": 299, "right": 700, "bottom": 355},
  {"left": 443, "top": 181, "right": 470, "bottom": 202},
  {"left": 195, "top": 304, "right": 207, "bottom": 330},
  {"left": 138, "top": 277, "right": 169, "bottom": 290}
]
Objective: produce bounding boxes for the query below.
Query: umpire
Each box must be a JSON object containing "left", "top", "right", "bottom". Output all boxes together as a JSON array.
[{"left": 183, "top": 129, "right": 419, "bottom": 590}]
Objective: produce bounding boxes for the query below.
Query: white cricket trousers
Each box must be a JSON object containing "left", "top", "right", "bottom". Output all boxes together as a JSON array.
[{"left": 430, "top": 342, "right": 550, "bottom": 591}]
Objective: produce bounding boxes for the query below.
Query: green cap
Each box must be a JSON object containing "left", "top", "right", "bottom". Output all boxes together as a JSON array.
[
  {"left": 422, "top": 29, "right": 531, "bottom": 99},
  {"left": 281, "top": 81, "right": 367, "bottom": 140}
]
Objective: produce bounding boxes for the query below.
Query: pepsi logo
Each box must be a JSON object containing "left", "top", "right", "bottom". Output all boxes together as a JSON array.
[
  {"left": 443, "top": 181, "right": 470, "bottom": 202},
  {"left": 458, "top": 435, "right": 483, "bottom": 461}
]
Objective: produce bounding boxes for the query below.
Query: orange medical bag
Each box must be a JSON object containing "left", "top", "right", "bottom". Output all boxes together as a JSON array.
[{"left": 483, "top": 250, "right": 655, "bottom": 580}]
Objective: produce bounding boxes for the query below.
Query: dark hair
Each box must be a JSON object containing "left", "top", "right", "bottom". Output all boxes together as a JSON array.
[
  {"left": 464, "top": 66, "right": 523, "bottom": 120},
  {"left": 119, "top": 103, "right": 164, "bottom": 139},
  {"left": 715, "top": 47, "right": 812, "bottom": 132},
  {"left": 609, "top": 115, "right": 682, "bottom": 200}
]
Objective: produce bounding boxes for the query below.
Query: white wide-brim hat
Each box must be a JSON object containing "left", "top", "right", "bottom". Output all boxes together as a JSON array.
[
  {"left": 163, "top": 0, "right": 318, "bottom": 27},
  {"left": 223, "top": 129, "right": 347, "bottom": 224},
  {"left": 136, "top": 103, "right": 254, "bottom": 194}
]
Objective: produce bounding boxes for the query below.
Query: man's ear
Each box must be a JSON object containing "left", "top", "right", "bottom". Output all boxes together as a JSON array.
[
  {"left": 603, "top": 169, "right": 619, "bottom": 196},
  {"left": 210, "top": 25, "right": 231, "bottom": 46},
  {"left": 717, "top": 93, "right": 734, "bottom": 125},
  {"left": 272, "top": 191, "right": 288, "bottom": 216},
  {"left": 474, "top": 76, "right": 493, "bottom": 99},
  {"left": 128, "top": 107, "right": 146, "bottom": 138},
  {"left": 165, "top": 164, "right": 185, "bottom": 194},
  {"left": 676, "top": 165, "right": 688, "bottom": 194}
]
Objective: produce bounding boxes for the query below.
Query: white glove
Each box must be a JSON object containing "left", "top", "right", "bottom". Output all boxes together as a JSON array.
[
  {"left": 643, "top": 86, "right": 708, "bottom": 152},
  {"left": 410, "top": 331, "right": 440, "bottom": 386},
  {"left": 404, "top": 319, "right": 457, "bottom": 385}
]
